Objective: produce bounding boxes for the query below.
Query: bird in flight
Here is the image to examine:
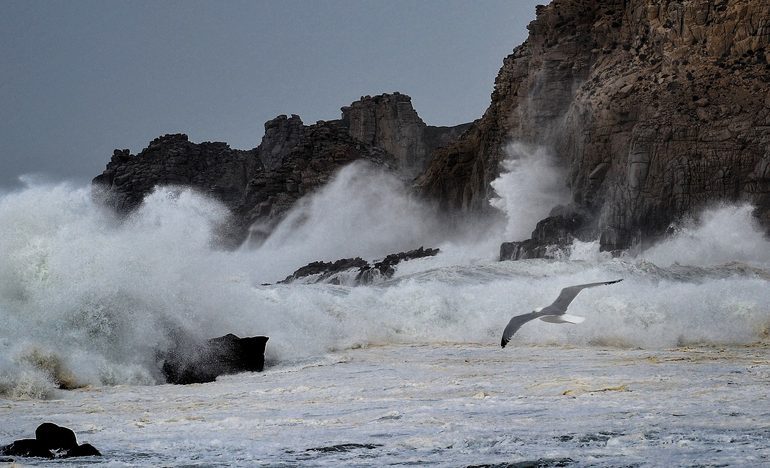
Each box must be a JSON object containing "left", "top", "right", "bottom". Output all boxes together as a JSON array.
[{"left": 500, "top": 279, "right": 623, "bottom": 348}]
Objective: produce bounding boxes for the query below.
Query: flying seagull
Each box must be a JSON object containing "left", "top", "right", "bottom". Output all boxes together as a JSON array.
[{"left": 500, "top": 279, "right": 623, "bottom": 348}]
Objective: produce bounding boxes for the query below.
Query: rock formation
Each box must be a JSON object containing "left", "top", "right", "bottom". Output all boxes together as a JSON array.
[
  {"left": 93, "top": 94, "right": 469, "bottom": 245},
  {"left": 279, "top": 247, "right": 440, "bottom": 285},
  {"left": 417, "top": 0, "right": 770, "bottom": 253},
  {"left": 1, "top": 423, "right": 101, "bottom": 459},
  {"left": 159, "top": 333, "right": 269, "bottom": 385},
  {"left": 341, "top": 92, "right": 471, "bottom": 178}
]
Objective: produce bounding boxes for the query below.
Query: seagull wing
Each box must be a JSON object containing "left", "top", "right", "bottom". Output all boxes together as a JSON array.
[
  {"left": 549, "top": 279, "right": 623, "bottom": 312},
  {"left": 500, "top": 312, "right": 539, "bottom": 348}
]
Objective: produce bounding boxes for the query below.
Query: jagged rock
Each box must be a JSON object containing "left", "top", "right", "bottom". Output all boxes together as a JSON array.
[
  {"left": 418, "top": 0, "right": 770, "bottom": 251},
  {"left": 341, "top": 93, "right": 471, "bottom": 179},
  {"left": 280, "top": 247, "right": 440, "bottom": 285},
  {"left": 1, "top": 423, "right": 101, "bottom": 459},
  {"left": 160, "top": 333, "right": 269, "bottom": 385},
  {"left": 359, "top": 247, "right": 441, "bottom": 284},
  {"left": 500, "top": 205, "right": 595, "bottom": 260},
  {"left": 92, "top": 134, "right": 260, "bottom": 215},
  {"left": 92, "top": 94, "right": 469, "bottom": 247},
  {"left": 279, "top": 257, "right": 370, "bottom": 284}
]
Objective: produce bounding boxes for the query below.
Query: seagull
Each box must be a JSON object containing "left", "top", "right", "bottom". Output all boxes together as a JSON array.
[{"left": 500, "top": 279, "right": 623, "bottom": 348}]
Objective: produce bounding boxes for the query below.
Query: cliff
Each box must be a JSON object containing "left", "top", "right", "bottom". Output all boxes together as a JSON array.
[
  {"left": 93, "top": 94, "right": 468, "bottom": 244},
  {"left": 417, "top": 0, "right": 770, "bottom": 252}
]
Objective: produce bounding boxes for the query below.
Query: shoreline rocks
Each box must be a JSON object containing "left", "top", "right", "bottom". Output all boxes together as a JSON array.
[
  {"left": 1, "top": 423, "right": 101, "bottom": 459},
  {"left": 280, "top": 247, "right": 440, "bottom": 285},
  {"left": 160, "top": 333, "right": 269, "bottom": 385},
  {"left": 92, "top": 94, "right": 469, "bottom": 247}
]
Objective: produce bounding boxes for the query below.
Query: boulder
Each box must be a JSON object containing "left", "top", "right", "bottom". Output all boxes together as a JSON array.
[
  {"left": 35, "top": 422, "right": 77, "bottom": 451},
  {"left": 0, "top": 423, "right": 100, "bottom": 459},
  {"left": 160, "top": 333, "right": 269, "bottom": 385}
]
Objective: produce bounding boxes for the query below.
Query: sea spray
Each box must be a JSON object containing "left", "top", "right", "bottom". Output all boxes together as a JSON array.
[
  {"left": 489, "top": 142, "right": 570, "bottom": 241},
  {"left": 641, "top": 203, "right": 770, "bottom": 267},
  {"left": 0, "top": 169, "right": 768, "bottom": 398}
]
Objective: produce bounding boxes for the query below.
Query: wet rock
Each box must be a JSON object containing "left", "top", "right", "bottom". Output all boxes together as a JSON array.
[
  {"left": 418, "top": 0, "right": 770, "bottom": 251},
  {"left": 0, "top": 423, "right": 101, "bottom": 459},
  {"left": 160, "top": 333, "right": 269, "bottom": 385},
  {"left": 280, "top": 247, "right": 440, "bottom": 285},
  {"left": 35, "top": 422, "right": 77, "bottom": 451},
  {"left": 306, "top": 443, "right": 382, "bottom": 453},
  {"left": 92, "top": 94, "right": 469, "bottom": 247},
  {"left": 500, "top": 205, "right": 593, "bottom": 260},
  {"left": 1, "top": 439, "right": 54, "bottom": 459}
]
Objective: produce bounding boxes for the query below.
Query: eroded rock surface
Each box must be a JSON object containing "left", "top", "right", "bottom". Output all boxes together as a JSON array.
[
  {"left": 93, "top": 94, "right": 468, "bottom": 245},
  {"left": 280, "top": 247, "right": 440, "bottom": 285},
  {"left": 417, "top": 0, "right": 770, "bottom": 252}
]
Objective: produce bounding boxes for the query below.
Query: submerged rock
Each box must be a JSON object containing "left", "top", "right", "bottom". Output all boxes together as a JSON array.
[
  {"left": 0, "top": 423, "right": 101, "bottom": 459},
  {"left": 160, "top": 333, "right": 269, "bottom": 385}
]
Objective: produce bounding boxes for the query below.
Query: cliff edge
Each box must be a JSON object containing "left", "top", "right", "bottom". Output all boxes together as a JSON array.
[{"left": 417, "top": 0, "right": 770, "bottom": 252}]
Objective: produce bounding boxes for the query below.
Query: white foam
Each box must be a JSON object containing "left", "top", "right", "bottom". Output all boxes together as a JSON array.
[
  {"left": 0, "top": 171, "right": 768, "bottom": 398},
  {"left": 642, "top": 203, "right": 770, "bottom": 267},
  {"left": 489, "top": 142, "right": 570, "bottom": 240}
]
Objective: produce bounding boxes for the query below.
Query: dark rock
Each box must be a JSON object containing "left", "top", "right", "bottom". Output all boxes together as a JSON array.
[
  {"left": 160, "top": 333, "right": 269, "bottom": 385},
  {"left": 306, "top": 443, "right": 382, "bottom": 453},
  {"left": 1, "top": 423, "right": 100, "bottom": 459},
  {"left": 35, "top": 422, "right": 77, "bottom": 451},
  {"left": 66, "top": 443, "right": 101, "bottom": 457},
  {"left": 279, "top": 258, "right": 370, "bottom": 284},
  {"left": 92, "top": 94, "right": 469, "bottom": 248},
  {"left": 1, "top": 439, "right": 54, "bottom": 458},
  {"left": 500, "top": 206, "right": 594, "bottom": 260},
  {"left": 280, "top": 247, "right": 440, "bottom": 285},
  {"left": 358, "top": 247, "right": 441, "bottom": 284}
]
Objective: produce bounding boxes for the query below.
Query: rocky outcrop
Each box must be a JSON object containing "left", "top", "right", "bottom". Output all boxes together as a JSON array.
[
  {"left": 93, "top": 94, "right": 468, "bottom": 245},
  {"left": 92, "top": 134, "right": 260, "bottom": 215},
  {"left": 1, "top": 423, "right": 100, "bottom": 459},
  {"left": 279, "top": 247, "right": 440, "bottom": 285},
  {"left": 418, "top": 0, "right": 770, "bottom": 252},
  {"left": 160, "top": 333, "right": 269, "bottom": 385},
  {"left": 500, "top": 205, "right": 595, "bottom": 260},
  {"left": 342, "top": 93, "right": 471, "bottom": 178}
]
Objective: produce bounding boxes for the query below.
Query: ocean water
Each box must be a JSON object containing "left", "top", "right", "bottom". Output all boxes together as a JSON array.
[{"left": 1, "top": 160, "right": 769, "bottom": 466}]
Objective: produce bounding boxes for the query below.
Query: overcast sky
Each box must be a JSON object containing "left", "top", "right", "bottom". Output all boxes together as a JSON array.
[{"left": 0, "top": 0, "right": 540, "bottom": 188}]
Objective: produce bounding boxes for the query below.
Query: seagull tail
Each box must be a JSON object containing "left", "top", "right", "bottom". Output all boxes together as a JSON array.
[
  {"left": 560, "top": 314, "right": 585, "bottom": 324},
  {"left": 539, "top": 314, "right": 585, "bottom": 324}
]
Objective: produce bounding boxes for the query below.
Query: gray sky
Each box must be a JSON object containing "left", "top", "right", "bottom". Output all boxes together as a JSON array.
[{"left": 0, "top": 0, "right": 539, "bottom": 188}]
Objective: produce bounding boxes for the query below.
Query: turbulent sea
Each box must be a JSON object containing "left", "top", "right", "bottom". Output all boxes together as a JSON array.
[{"left": 1, "top": 162, "right": 769, "bottom": 466}]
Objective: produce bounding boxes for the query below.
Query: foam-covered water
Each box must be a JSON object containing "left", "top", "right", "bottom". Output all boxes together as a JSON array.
[{"left": 1, "top": 160, "right": 769, "bottom": 465}]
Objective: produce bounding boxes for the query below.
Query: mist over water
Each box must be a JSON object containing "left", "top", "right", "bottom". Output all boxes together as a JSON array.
[
  {"left": 489, "top": 143, "right": 570, "bottom": 240},
  {"left": 0, "top": 161, "right": 768, "bottom": 399}
]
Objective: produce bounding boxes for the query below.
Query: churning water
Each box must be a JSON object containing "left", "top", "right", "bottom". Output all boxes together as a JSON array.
[{"left": 0, "top": 157, "right": 768, "bottom": 466}]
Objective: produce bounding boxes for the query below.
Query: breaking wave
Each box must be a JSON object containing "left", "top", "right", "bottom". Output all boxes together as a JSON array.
[{"left": 0, "top": 163, "right": 768, "bottom": 398}]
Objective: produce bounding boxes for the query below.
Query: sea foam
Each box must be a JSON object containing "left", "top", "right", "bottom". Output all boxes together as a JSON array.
[{"left": 0, "top": 163, "right": 768, "bottom": 398}]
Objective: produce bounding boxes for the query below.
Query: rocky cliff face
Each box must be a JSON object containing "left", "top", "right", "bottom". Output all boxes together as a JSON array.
[
  {"left": 93, "top": 94, "right": 468, "bottom": 244},
  {"left": 341, "top": 92, "right": 471, "bottom": 179},
  {"left": 418, "top": 0, "right": 770, "bottom": 251}
]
